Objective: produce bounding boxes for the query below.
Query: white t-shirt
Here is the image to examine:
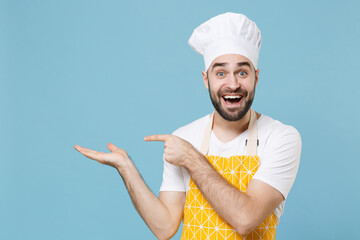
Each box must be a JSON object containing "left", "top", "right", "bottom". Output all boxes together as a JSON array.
[{"left": 160, "top": 113, "right": 301, "bottom": 220}]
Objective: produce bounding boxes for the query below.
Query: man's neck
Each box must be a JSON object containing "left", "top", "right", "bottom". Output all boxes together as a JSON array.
[{"left": 212, "top": 110, "right": 257, "bottom": 143}]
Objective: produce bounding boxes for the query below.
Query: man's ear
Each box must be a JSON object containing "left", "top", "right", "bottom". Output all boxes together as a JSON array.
[
  {"left": 255, "top": 68, "right": 260, "bottom": 87},
  {"left": 202, "top": 71, "right": 209, "bottom": 89}
]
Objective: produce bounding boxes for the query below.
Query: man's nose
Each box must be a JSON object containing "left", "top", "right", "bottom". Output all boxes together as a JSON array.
[{"left": 226, "top": 74, "right": 241, "bottom": 89}]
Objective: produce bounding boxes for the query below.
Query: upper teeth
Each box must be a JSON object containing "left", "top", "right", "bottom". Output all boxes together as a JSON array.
[{"left": 224, "top": 96, "right": 241, "bottom": 99}]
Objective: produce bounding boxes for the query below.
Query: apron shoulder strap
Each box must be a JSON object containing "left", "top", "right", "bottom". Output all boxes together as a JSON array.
[
  {"left": 199, "top": 113, "right": 214, "bottom": 155},
  {"left": 200, "top": 109, "right": 258, "bottom": 156},
  {"left": 246, "top": 109, "right": 258, "bottom": 156}
]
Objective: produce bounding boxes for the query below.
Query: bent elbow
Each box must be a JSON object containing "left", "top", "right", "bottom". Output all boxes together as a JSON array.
[
  {"left": 232, "top": 213, "right": 259, "bottom": 236},
  {"left": 154, "top": 231, "right": 173, "bottom": 240},
  {"left": 155, "top": 234, "right": 170, "bottom": 240},
  {"left": 234, "top": 225, "right": 253, "bottom": 236},
  {"left": 152, "top": 222, "right": 179, "bottom": 240},
  {"left": 154, "top": 230, "right": 177, "bottom": 240}
]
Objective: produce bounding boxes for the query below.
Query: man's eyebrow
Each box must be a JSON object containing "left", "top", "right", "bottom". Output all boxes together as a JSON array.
[
  {"left": 237, "top": 62, "right": 252, "bottom": 68},
  {"left": 211, "top": 62, "right": 228, "bottom": 71}
]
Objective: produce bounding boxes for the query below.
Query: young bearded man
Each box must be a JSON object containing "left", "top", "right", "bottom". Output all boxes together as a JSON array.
[{"left": 74, "top": 12, "right": 301, "bottom": 240}]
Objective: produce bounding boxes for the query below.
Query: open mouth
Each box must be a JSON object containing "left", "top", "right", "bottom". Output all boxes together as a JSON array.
[{"left": 222, "top": 95, "right": 243, "bottom": 105}]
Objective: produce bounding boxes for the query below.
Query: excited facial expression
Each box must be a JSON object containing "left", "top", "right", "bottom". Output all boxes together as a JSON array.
[{"left": 203, "top": 54, "right": 259, "bottom": 121}]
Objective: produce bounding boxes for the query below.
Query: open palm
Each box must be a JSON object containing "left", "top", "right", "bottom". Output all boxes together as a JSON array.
[{"left": 74, "top": 143, "right": 129, "bottom": 169}]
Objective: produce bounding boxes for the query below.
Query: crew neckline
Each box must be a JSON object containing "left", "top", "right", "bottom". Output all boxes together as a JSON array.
[{"left": 210, "top": 114, "right": 264, "bottom": 148}]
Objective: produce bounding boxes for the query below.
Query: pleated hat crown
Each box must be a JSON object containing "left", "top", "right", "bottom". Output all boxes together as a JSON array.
[{"left": 188, "top": 12, "right": 262, "bottom": 71}]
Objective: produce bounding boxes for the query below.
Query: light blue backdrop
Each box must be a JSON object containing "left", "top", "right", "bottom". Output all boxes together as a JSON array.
[{"left": 1, "top": 0, "right": 359, "bottom": 239}]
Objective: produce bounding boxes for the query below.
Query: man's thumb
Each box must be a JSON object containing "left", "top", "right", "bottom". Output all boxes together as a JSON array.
[{"left": 107, "top": 143, "right": 123, "bottom": 153}]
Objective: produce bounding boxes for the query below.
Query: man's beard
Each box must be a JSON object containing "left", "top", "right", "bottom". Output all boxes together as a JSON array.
[{"left": 208, "top": 80, "right": 255, "bottom": 122}]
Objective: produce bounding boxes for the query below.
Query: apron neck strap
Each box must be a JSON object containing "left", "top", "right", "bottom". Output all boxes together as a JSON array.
[
  {"left": 246, "top": 109, "right": 258, "bottom": 156},
  {"left": 200, "top": 109, "right": 258, "bottom": 156}
]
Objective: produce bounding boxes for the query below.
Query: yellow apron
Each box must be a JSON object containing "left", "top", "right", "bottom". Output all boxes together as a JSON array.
[{"left": 181, "top": 109, "right": 278, "bottom": 240}]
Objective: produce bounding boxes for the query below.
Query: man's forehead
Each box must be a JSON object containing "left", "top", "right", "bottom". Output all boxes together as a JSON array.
[{"left": 210, "top": 55, "right": 253, "bottom": 71}]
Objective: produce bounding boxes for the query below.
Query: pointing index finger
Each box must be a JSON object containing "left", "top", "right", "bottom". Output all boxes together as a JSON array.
[{"left": 144, "top": 134, "right": 171, "bottom": 142}]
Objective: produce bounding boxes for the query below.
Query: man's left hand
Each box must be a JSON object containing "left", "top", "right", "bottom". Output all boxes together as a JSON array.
[{"left": 144, "top": 134, "right": 202, "bottom": 167}]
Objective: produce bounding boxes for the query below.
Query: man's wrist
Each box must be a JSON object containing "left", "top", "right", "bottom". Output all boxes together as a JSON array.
[
  {"left": 115, "top": 156, "right": 134, "bottom": 174},
  {"left": 183, "top": 151, "right": 209, "bottom": 173}
]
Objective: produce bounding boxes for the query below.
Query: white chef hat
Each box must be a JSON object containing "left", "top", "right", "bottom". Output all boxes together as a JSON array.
[{"left": 188, "top": 12, "right": 262, "bottom": 71}]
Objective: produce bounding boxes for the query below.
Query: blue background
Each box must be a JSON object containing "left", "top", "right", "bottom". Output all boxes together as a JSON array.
[{"left": 1, "top": 0, "right": 359, "bottom": 239}]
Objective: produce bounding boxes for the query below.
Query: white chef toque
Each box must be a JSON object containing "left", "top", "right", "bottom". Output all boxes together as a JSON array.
[{"left": 188, "top": 12, "right": 262, "bottom": 71}]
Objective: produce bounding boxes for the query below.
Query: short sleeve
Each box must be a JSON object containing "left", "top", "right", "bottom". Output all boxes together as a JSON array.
[
  {"left": 159, "top": 158, "right": 186, "bottom": 192},
  {"left": 253, "top": 126, "right": 302, "bottom": 199}
]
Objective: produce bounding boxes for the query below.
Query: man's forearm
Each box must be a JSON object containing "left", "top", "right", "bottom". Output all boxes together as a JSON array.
[
  {"left": 116, "top": 160, "right": 180, "bottom": 240},
  {"left": 185, "top": 154, "right": 258, "bottom": 235}
]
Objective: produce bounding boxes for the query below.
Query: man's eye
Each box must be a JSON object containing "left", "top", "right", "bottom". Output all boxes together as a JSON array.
[
  {"left": 238, "top": 71, "right": 247, "bottom": 76},
  {"left": 217, "top": 72, "right": 225, "bottom": 77}
]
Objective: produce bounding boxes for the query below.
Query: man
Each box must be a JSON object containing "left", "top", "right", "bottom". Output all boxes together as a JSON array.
[{"left": 74, "top": 12, "right": 301, "bottom": 240}]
